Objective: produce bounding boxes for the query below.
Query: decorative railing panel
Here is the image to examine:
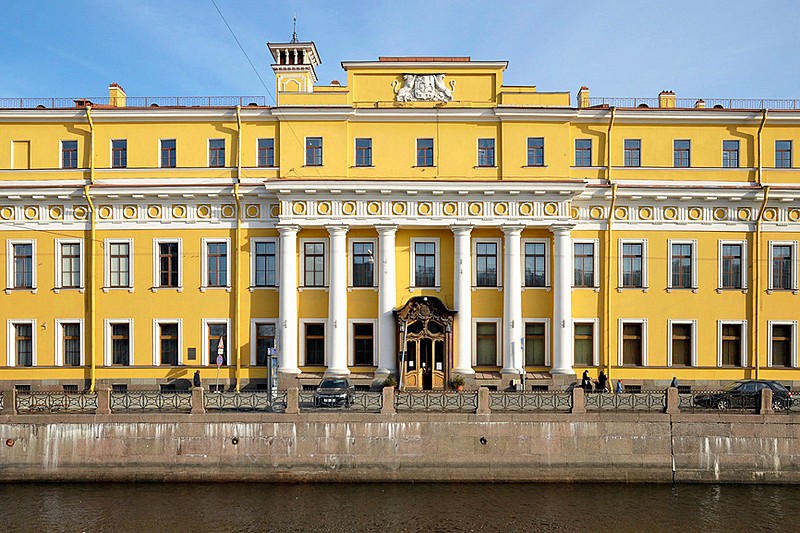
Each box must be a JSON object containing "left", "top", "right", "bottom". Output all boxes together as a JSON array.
[
  {"left": 588, "top": 97, "right": 800, "bottom": 110},
  {"left": 584, "top": 391, "right": 666, "bottom": 412},
  {"left": 111, "top": 391, "right": 192, "bottom": 413},
  {"left": 298, "top": 391, "right": 382, "bottom": 412},
  {"left": 679, "top": 391, "right": 760, "bottom": 413},
  {"left": 0, "top": 96, "right": 269, "bottom": 109},
  {"left": 204, "top": 391, "right": 286, "bottom": 412},
  {"left": 16, "top": 392, "right": 98, "bottom": 414},
  {"left": 489, "top": 391, "right": 572, "bottom": 412},
  {"left": 395, "top": 391, "right": 478, "bottom": 412}
]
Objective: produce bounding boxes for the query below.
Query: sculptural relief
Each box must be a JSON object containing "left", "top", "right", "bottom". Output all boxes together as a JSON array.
[{"left": 393, "top": 74, "right": 455, "bottom": 102}]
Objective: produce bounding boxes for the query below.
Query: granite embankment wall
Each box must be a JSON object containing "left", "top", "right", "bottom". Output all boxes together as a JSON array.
[{"left": 2, "top": 412, "right": 800, "bottom": 483}]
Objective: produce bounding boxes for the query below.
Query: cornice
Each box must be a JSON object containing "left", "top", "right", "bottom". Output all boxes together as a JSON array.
[{"left": 341, "top": 61, "right": 508, "bottom": 70}]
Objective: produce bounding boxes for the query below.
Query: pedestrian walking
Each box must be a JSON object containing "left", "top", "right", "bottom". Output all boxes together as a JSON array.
[
  {"left": 670, "top": 376, "right": 678, "bottom": 389},
  {"left": 615, "top": 380, "right": 623, "bottom": 394},
  {"left": 597, "top": 371, "right": 608, "bottom": 393}
]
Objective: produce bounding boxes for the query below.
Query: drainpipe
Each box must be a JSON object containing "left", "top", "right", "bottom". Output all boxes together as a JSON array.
[
  {"left": 757, "top": 109, "right": 768, "bottom": 186},
  {"left": 603, "top": 107, "right": 616, "bottom": 381},
  {"left": 84, "top": 106, "right": 97, "bottom": 393},
  {"left": 754, "top": 186, "right": 770, "bottom": 380},
  {"left": 234, "top": 106, "right": 243, "bottom": 392}
]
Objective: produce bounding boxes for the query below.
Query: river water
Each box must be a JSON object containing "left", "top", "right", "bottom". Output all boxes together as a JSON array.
[{"left": 1, "top": 482, "right": 798, "bottom": 532}]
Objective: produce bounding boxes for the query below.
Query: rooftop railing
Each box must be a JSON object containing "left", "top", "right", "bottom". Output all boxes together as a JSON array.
[
  {"left": 0, "top": 96, "right": 270, "bottom": 109},
  {"left": 588, "top": 97, "right": 800, "bottom": 110}
]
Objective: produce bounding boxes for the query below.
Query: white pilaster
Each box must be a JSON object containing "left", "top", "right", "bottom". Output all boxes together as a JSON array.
[
  {"left": 376, "top": 225, "right": 398, "bottom": 376},
  {"left": 550, "top": 224, "right": 576, "bottom": 375},
  {"left": 502, "top": 226, "right": 524, "bottom": 375},
  {"left": 452, "top": 226, "right": 475, "bottom": 375},
  {"left": 278, "top": 225, "right": 300, "bottom": 374},
  {"left": 326, "top": 225, "right": 349, "bottom": 375}
]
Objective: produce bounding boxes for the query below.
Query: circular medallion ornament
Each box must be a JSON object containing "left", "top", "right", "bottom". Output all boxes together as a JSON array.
[
  {"left": 688, "top": 207, "right": 702, "bottom": 221},
  {"left": 638, "top": 207, "right": 653, "bottom": 220},
  {"left": 245, "top": 204, "right": 260, "bottom": 218},
  {"left": 292, "top": 202, "right": 306, "bottom": 215},
  {"left": 589, "top": 206, "right": 604, "bottom": 220},
  {"left": 571, "top": 207, "right": 579, "bottom": 219},
  {"left": 98, "top": 206, "right": 112, "bottom": 220},
  {"left": 270, "top": 204, "right": 280, "bottom": 218},
  {"left": 544, "top": 202, "right": 558, "bottom": 216},
  {"left": 24, "top": 206, "right": 39, "bottom": 220},
  {"left": 738, "top": 208, "right": 751, "bottom": 221},
  {"left": 713, "top": 208, "right": 727, "bottom": 221},
  {"left": 197, "top": 205, "right": 212, "bottom": 219},
  {"left": 494, "top": 202, "right": 508, "bottom": 216},
  {"left": 147, "top": 205, "right": 161, "bottom": 219},
  {"left": 122, "top": 205, "right": 137, "bottom": 219},
  {"left": 519, "top": 203, "right": 533, "bottom": 217},
  {"left": 392, "top": 202, "right": 406, "bottom": 216},
  {"left": 367, "top": 201, "right": 381, "bottom": 215},
  {"left": 614, "top": 206, "right": 628, "bottom": 220},
  {"left": 0, "top": 206, "right": 14, "bottom": 220},
  {"left": 468, "top": 202, "right": 482, "bottom": 216},
  {"left": 664, "top": 207, "right": 678, "bottom": 220},
  {"left": 789, "top": 209, "right": 800, "bottom": 222},
  {"left": 763, "top": 208, "right": 777, "bottom": 222},
  {"left": 342, "top": 201, "right": 356, "bottom": 215},
  {"left": 317, "top": 201, "right": 331, "bottom": 215},
  {"left": 221, "top": 204, "right": 235, "bottom": 218},
  {"left": 73, "top": 206, "right": 88, "bottom": 220},
  {"left": 49, "top": 206, "right": 64, "bottom": 220},
  {"left": 172, "top": 205, "right": 187, "bottom": 219},
  {"left": 418, "top": 202, "right": 432, "bottom": 216}
]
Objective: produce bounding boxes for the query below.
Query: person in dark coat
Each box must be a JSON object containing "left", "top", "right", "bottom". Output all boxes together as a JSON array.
[
  {"left": 597, "top": 371, "right": 608, "bottom": 393},
  {"left": 670, "top": 376, "right": 678, "bottom": 389},
  {"left": 193, "top": 370, "right": 202, "bottom": 388},
  {"left": 581, "top": 370, "right": 592, "bottom": 391}
]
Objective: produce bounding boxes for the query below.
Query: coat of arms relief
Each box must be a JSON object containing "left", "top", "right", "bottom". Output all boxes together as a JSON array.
[{"left": 392, "top": 74, "right": 456, "bottom": 102}]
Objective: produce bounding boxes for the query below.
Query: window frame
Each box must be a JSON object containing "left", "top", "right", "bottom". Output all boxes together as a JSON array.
[
  {"left": 250, "top": 319, "right": 278, "bottom": 366},
  {"left": 103, "top": 319, "right": 134, "bottom": 366},
  {"left": 477, "top": 138, "right": 496, "bottom": 167},
  {"left": 472, "top": 237, "right": 502, "bottom": 288},
  {"left": 768, "top": 320, "right": 798, "bottom": 368},
  {"left": 354, "top": 137, "right": 373, "bottom": 167},
  {"left": 111, "top": 139, "right": 127, "bottom": 169},
  {"left": 61, "top": 140, "right": 78, "bottom": 169},
  {"left": 6, "top": 319, "right": 36, "bottom": 367},
  {"left": 6, "top": 239, "right": 37, "bottom": 292},
  {"left": 523, "top": 318, "right": 550, "bottom": 367},
  {"left": 152, "top": 319, "right": 182, "bottom": 366},
  {"left": 305, "top": 136, "right": 323, "bottom": 166},
  {"left": 526, "top": 137, "right": 544, "bottom": 167},
  {"left": 667, "top": 320, "right": 697, "bottom": 367},
  {"left": 349, "top": 238, "right": 377, "bottom": 288},
  {"left": 718, "top": 240, "right": 747, "bottom": 291},
  {"left": 201, "top": 238, "right": 231, "bottom": 290},
  {"left": 55, "top": 319, "right": 84, "bottom": 367},
  {"left": 202, "top": 318, "right": 231, "bottom": 366},
  {"left": 667, "top": 239, "right": 698, "bottom": 291},
  {"left": 573, "top": 318, "right": 600, "bottom": 367},
  {"left": 55, "top": 239, "right": 84, "bottom": 291},
  {"left": 257, "top": 137, "right": 275, "bottom": 168},
  {"left": 416, "top": 138, "right": 434, "bottom": 167},
  {"left": 409, "top": 237, "right": 440, "bottom": 289},
  {"left": 349, "top": 319, "right": 377, "bottom": 366},
  {"left": 250, "top": 237, "right": 279, "bottom": 289},
  {"left": 768, "top": 240, "right": 798, "bottom": 292},
  {"left": 160, "top": 138, "right": 176, "bottom": 168},
  {"left": 673, "top": 139, "right": 691, "bottom": 168},
  {"left": 208, "top": 138, "right": 226, "bottom": 168},
  {"left": 775, "top": 140, "right": 792, "bottom": 168},
  {"left": 572, "top": 239, "right": 599, "bottom": 289},
  {"left": 522, "top": 239, "right": 550, "bottom": 289},
  {"left": 574, "top": 139, "right": 592, "bottom": 167},
  {"left": 300, "top": 238, "right": 328, "bottom": 288},
  {"left": 717, "top": 320, "right": 746, "bottom": 368},
  {"left": 623, "top": 139, "right": 641, "bottom": 167},
  {"left": 618, "top": 239, "right": 647, "bottom": 290},
  {"left": 722, "top": 140, "right": 739, "bottom": 168},
  {"left": 152, "top": 238, "right": 182, "bottom": 291},
  {"left": 618, "top": 319, "right": 648, "bottom": 367},
  {"left": 103, "top": 238, "right": 133, "bottom": 291},
  {"left": 472, "top": 318, "right": 502, "bottom": 367},
  {"left": 300, "top": 319, "right": 327, "bottom": 366}
]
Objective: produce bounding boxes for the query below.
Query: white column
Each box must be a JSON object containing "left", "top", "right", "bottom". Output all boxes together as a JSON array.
[
  {"left": 502, "top": 225, "right": 524, "bottom": 375},
  {"left": 376, "top": 225, "right": 398, "bottom": 376},
  {"left": 452, "top": 226, "right": 475, "bottom": 375},
  {"left": 278, "top": 225, "right": 300, "bottom": 374},
  {"left": 550, "top": 224, "right": 576, "bottom": 374},
  {"left": 326, "top": 225, "right": 349, "bottom": 375}
]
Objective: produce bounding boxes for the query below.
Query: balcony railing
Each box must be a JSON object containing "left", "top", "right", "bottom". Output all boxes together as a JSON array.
[
  {"left": 0, "top": 96, "right": 269, "bottom": 109},
  {"left": 588, "top": 97, "right": 800, "bottom": 110}
]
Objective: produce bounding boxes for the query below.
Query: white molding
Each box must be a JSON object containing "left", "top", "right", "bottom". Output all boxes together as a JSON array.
[
  {"left": 667, "top": 319, "right": 697, "bottom": 367},
  {"left": 522, "top": 318, "right": 551, "bottom": 366},
  {"left": 573, "top": 318, "right": 600, "bottom": 367},
  {"left": 299, "top": 237, "right": 329, "bottom": 288},
  {"left": 299, "top": 319, "right": 327, "bottom": 366},
  {"left": 410, "top": 237, "right": 441, "bottom": 289},
  {"left": 667, "top": 239, "right": 698, "bottom": 290},
  {"left": 152, "top": 319, "right": 183, "bottom": 366},
  {"left": 6, "top": 239, "right": 37, "bottom": 292},
  {"left": 717, "top": 240, "right": 748, "bottom": 290},
  {"left": 348, "top": 319, "right": 378, "bottom": 367},
  {"left": 6, "top": 319, "right": 36, "bottom": 367},
  {"left": 202, "top": 318, "right": 231, "bottom": 366},
  {"left": 250, "top": 237, "right": 280, "bottom": 289},
  {"left": 152, "top": 238, "right": 183, "bottom": 291},
  {"left": 717, "top": 320, "right": 747, "bottom": 367},
  {"left": 250, "top": 318, "right": 278, "bottom": 366},
  {"left": 618, "top": 238, "right": 648, "bottom": 290},
  {"left": 201, "top": 238, "right": 231, "bottom": 290},
  {"left": 54, "top": 239, "right": 84, "bottom": 291},
  {"left": 103, "top": 319, "right": 134, "bottom": 366},
  {"left": 572, "top": 238, "right": 599, "bottom": 288},
  {"left": 767, "top": 320, "right": 799, "bottom": 368},
  {"left": 472, "top": 318, "right": 502, "bottom": 366},
  {"left": 104, "top": 238, "right": 133, "bottom": 291},
  {"left": 522, "top": 238, "right": 550, "bottom": 288},
  {"left": 768, "top": 240, "right": 798, "bottom": 291},
  {"left": 618, "top": 319, "right": 648, "bottom": 367},
  {"left": 472, "top": 237, "right": 502, "bottom": 288},
  {"left": 54, "top": 319, "right": 84, "bottom": 367},
  {"left": 348, "top": 237, "right": 377, "bottom": 288}
]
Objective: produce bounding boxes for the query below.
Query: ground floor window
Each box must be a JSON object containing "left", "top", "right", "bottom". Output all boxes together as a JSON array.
[
  {"left": 720, "top": 322, "right": 744, "bottom": 367},
  {"left": 771, "top": 323, "right": 795, "bottom": 368},
  {"left": 525, "top": 322, "right": 546, "bottom": 366},
  {"left": 305, "top": 323, "right": 325, "bottom": 365},
  {"left": 159, "top": 323, "right": 179, "bottom": 366},
  {"left": 14, "top": 323, "right": 33, "bottom": 367},
  {"left": 670, "top": 322, "right": 693, "bottom": 366},
  {"left": 111, "top": 323, "right": 130, "bottom": 366},
  {"left": 353, "top": 323, "right": 375, "bottom": 366},
  {"left": 63, "top": 323, "right": 81, "bottom": 366},
  {"left": 475, "top": 321, "right": 498, "bottom": 366},
  {"left": 207, "top": 323, "right": 227, "bottom": 366},
  {"left": 574, "top": 322, "right": 595, "bottom": 366},
  {"left": 621, "top": 322, "right": 644, "bottom": 366},
  {"left": 254, "top": 322, "right": 276, "bottom": 366}
]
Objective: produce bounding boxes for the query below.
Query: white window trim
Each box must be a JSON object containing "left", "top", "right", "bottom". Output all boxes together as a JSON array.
[
  {"left": 523, "top": 318, "right": 551, "bottom": 367},
  {"left": 202, "top": 318, "right": 231, "bottom": 366},
  {"left": 55, "top": 319, "right": 85, "bottom": 367},
  {"left": 152, "top": 238, "right": 183, "bottom": 292},
  {"left": 348, "top": 238, "right": 378, "bottom": 288},
  {"left": 768, "top": 320, "right": 798, "bottom": 368},
  {"left": 60, "top": 140, "right": 77, "bottom": 169},
  {"left": 573, "top": 318, "right": 600, "bottom": 367},
  {"left": 6, "top": 319, "right": 36, "bottom": 367},
  {"left": 250, "top": 318, "right": 278, "bottom": 366},
  {"left": 617, "top": 318, "right": 648, "bottom": 367},
  {"left": 103, "top": 319, "right": 134, "bottom": 366},
  {"left": 208, "top": 138, "right": 225, "bottom": 168},
  {"left": 667, "top": 239, "right": 698, "bottom": 292},
  {"left": 768, "top": 240, "right": 798, "bottom": 292},
  {"left": 159, "top": 138, "right": 176, "bottom": 168},
  {"left": 472, "top": 237, "right": 502, "bottom": 288},
  {"left": 522, "top": 238, "right": 550, "bottom": 290},
  {"left": 717, "top": 240, "right": 748, "bottom": 292},
  {"left": 472, "top": 318, "right": 502, "bottom": 366},
  {"left": 299, "top": 319, "right": 327, "bottom": 366},
  {"left": 201, "top": 238, "right": 231, "bottom": 292},
  {"left": 618, "top": 238, "right": 648, "bottom": 291},
  {"left": 717, "top": 320, "right": 747, "bottom": 368},
  {"left": 54, "top": 239, "right": 84, "bottom": 293},
  {"left": 299, "top": 238, "right": 329, "bottom": 289},
  {"left": 6, "top": 239, "right": 37, "bottom": 293},
  {"left": 304, "top": 136, "right": 323, "bottom": 166},
  {"left": 152, "top": 319, "right": 183, "bottom": 366},
  {"left": 250, "top": 237, "right": 280, "bottom": 290},
  {"left": 348, "top": 319, "right": 378, "bottom": 366},
  {"left": 667, "top": 319, "right": 697, "bottom": 367},
  {"left": 409, "top": 237, "right": 441, "bottom": 290},
  {"left": 572, "top": 238, "right": 600, "bottom": 290},
  {"left": 103, "top": 238, "right": 134, "bottom": 293}
]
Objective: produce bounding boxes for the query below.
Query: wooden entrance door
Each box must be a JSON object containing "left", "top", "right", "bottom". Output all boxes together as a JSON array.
[
  {"left": 395, "top": 296, "right": 455, "bottom": 391},
  {"left": 403, "top": 337, "right": 446, "bottom": 390}
]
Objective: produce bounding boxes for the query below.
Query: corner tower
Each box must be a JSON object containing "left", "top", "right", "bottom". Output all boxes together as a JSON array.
[{"left": 267, "top": 31, "right": 320, "bottom": 102}]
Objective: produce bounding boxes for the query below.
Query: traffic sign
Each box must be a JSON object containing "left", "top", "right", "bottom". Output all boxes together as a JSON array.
[
  {"left": 217, "top": 336, "right": 225, "bottom": 355},
  {"left": 216, "top": 354, "right": 223, "bottom": 367}
]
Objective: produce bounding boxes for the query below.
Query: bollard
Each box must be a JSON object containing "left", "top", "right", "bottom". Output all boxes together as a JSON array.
[
  {"left": 665, "top": 387, "right": 680, "bottom": 414},
  {"left": 760, "top": 387, "right": 773, "bottom": 415},
  {"left": 476, "top": 387, "right": 491, "bottom": 415},
  {"left": 2, "top": 389, "right": 17, "bottom": 416},
  {"left": 381, "top": 386, "right": 396, "bottom": 415},
  {"left": 96, "top": 385, "right": 111, "bottom": 415},
  {"left": 285, "top": 387, "right": 300, "bottom": 414},
  {"left": 191, "top": 386, "right": 205, "bottom": 414},
  {"left": 571, "top": 386, "right": 586, "bottom": 414}
]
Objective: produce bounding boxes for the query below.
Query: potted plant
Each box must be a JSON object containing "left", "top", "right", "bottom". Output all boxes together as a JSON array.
[
  {"left": 382, "top": 375, "right": 397, "bottom": 389},
  {"left": 451, "top": 374, "right": 465, "bottom": 391}
]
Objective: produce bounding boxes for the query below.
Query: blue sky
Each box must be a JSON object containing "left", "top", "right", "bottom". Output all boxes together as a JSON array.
[{"left": 2, "top": 0, "right": 799, "bottom": 103}]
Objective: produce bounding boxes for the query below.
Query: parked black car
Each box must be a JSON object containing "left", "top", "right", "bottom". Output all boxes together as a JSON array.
[
  {"left": 313, "top": 377, "right": 355, "bottom": 408},
  {"left": 693, "top": 380, "right": 792, "bottom": 411}
]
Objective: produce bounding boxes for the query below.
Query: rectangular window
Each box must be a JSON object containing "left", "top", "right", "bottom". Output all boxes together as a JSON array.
[
  {"left": 208, "top": 323, "right": 226, "bottom": 366},
  {"left": 527, "top": 137, "right": 544, "bottom": 166},
  {"left": 574, "top": 323, "right": 594, "bottom": 366},
  {"left": 158, "top": 242, "right": 179, "bottom": 288},
  {"left": 524, "top": 241, "right": 547, "bottom": 287},
  {"left": 257, "top": 138, "right": 275, "bottom": 167},
  {"left": 209, "top": 139, "right": 225, "bottom": 167},
  {"left": 160, "top": 139, "right": 176, "bottom": 168},
  {"left": 476, "top": 322, "right": 498, "bottom": 366},
  {"left": 353, "top": 323, "right": 375, "bottom": 366},
  {"left": 670, "top": 242, "right": 694, "bottom": 289},
  {"left": 111, "top": 139, "right": 127, "bottom": 168},
  {"left": 525, "top": 322, "right": 546, "bottom": 366},
  {"left": 306, "top": 137, "right": 323, "bottom": 166},
  {"left": 206, "top": 242, "right": 228, "bottom": 287},
  {"left": 414, "top": 241, "right": 436, "bottom": 287},
  {"left": 352, "top": 242, "right": 374, "bottom": 287},
  {"left": 573, "top": 242, "right": 595, "bottom": 287},
  {"left": 305, "top": 323, "right": 325, "bottom": 365},
  {"left": 721, "top": 323, "right": 743, "bottom": 367},
  {"left": 771, "top": 244, "right": 794, "bottom": 290},
  {"left": 621, "top": 242, "right": 643, "bottom": 288},
  {"left": 62, "top": 323, "right": 81, "bottom": 366},
  {"left": 60, "top": 242, "right": 81, "bottom": 288},
  {"left": 355, "top": 138, "right": 372, "bottom": 167},
  {"left": 13, "top": 243, "right": 33, "bottom": 289},
  {"left": 15, "top": 323, "right": 33, "bottom": 367},
  {"left": 674, "top": 140, "right": 691, "bottom": 168},
  {"left": 722, "top": 140, "right": 739, "bottom": 168},
  {"left": 417, "top": 138, "right": 434, "bottom": 167},
  {"left": 721, "top": 243, "right": 743, "bottom": 289},
  {"left": 478, "top": 138, "right": 495, "bottom": 167},
  {"left": 109, "top": 242, "right": 131, "bottom": 288},
  {"left": 475, "top": 242, "right": 498, "bottom": 287},
  {"left": 159, "top": 323, "right": 179, "bottom": 366},
  {"left": 255, "top": 322, "right": 276, "bottom": 366},
  {"left": 62, "top": 140, "right": 78, "bottom": 169},
  {"left": 303, "top": 242, "right": 325, "bottom": 287},
  {"left": 671, "top": 323, "right": 693, "bottom": 366},
  {"left": 254, "top": 241, "right": 277, "bottom": 287},
  {"left": 575, "top": 139, "right": 592, "bottom": 166},
  {"left": 622, "top": 323, "right": 643, "bottom": 366},
  {"left": 776, "top": 140, "right": 792, "bottom": 168},
  {"left": 771, "top": 323, "right": 793, "bottom": 368},
  {"left": 111, "top": 323, "right": 130, "bottom": 366},
  {"left": 624, "top": 139, "right": 641, "bottom": 167}
]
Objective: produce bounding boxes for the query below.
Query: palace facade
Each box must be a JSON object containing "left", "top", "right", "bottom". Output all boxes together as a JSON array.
[{"left": 1, "top": 37, "right": 800, "bottom": 392}]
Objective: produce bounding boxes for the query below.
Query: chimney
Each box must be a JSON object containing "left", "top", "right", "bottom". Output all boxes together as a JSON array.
[
  {"left": 694, "top": 99, "right": 706, "bottom": 109},
  {"left": 577, "top": 86, "right": 590, "bottom": 108},
  {"left": 108, "top": 83, "right": 126, "bottom": 107},
  {"left": 658, "top": 90, "right": 676, "bottom": 109}
]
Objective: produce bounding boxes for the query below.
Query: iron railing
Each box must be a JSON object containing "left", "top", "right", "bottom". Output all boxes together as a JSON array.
[
  {"left": 110, "top": 390, "right": 192, "bottom": 413},
  {"left": 588, "top": 97, "right": 800, "bottom": 110},
  {"left": 0, "top": 96, "right": 269, "bottom": 109},
  {"left": 298, "top": 390, "right": 383, "bottom": 412},
  {"left": 203, "top": 390, "right": 287, "bottom": 412},
  {"left": 489, "top": 391, "right": 572, "bottom": 412},
  {"left": 395, "top": 390, "right": 478, "bottom": 412},
  {"left": 679, "top": 391, "right": 760, "bottom": 413},
  {"left": 15, "top": 392, "right": 98, "bottom": 414},
  {"left": 584, "top": 391, "right": 666, "bottom": 412}
]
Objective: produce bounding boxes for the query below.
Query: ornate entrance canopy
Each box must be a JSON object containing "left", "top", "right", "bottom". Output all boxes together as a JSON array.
[{"left": 395, "top": 297, "right": 456, "bottom": 390}]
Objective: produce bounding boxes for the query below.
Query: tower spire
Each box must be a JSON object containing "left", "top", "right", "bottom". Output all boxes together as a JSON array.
[{"left": 291, "top": 13, "right": 298, "bottom": 43}]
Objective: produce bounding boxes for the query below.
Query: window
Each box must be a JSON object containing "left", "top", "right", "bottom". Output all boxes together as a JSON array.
[
  {"left": 776, "top": 140, "right": 792, "bottom": 168},
  {"left": 573, "top": 241, "right": 596, "bottom": 288},
  {"left": 158, "top": 322, "right": 179, "bottom": 366},
  {"left": 524, "top": 241, "right": 548, "bottom": 287},
  {"left": 303, "top": 242, "right": 326, "bottom": 287},
  {"left": 160, "top": 139, "right": 176, "bottom": 168},
  {"left": 206, "top": 323, "right": 227, "bottom": 366},
  {"left": 719, "top": 241, "right": 746, "bottom": 290},
  {"left": 770, "top": 242, "right": 796, "bottom": 291},
  {"left": 56, "top": 321, "right": 82, "bottom": 367},
  {"left": 157, "top": 241, "right": 180, "bottom": 288},
  {"left": 719, "top": 321, "right": 745, "bottom": 367},
  {"left": 620, "top": 240, "right": 645, "bottom": 289},
  {"left": 203, "top": 240, "right": 229, "bottom": 288},
  {"left": 770, "top": 322, "right": 795, "bottom": 368},
  {"left": 12, "top": 323, "right": 34, "bottom": 367},
  {"left": 253, "top": 240, "right": 277, "bottom": 287},
  {"left": 417, "top": 138, "right": 434, "bottom": 167},
  {"left": 673, "top": 140, "right": 690, "bottom": 168},
  {"left": 624, "top": 139, "right": 641, "bottom": 167},
  {"left": 669, "top": 240, "right": 696, "bottom": 290},
  {"left": 57, "top": 241, "right": 82, "bottom": 289},
  {"left": 669, "top": 321, "right": 695, "bottom": 367},
  {"left": 527, "top": 137, "right": 544, "bottom": 166},
  {"left": 304, "top": 323, "right": 325, "bottom": 365},
  {"left": 478, "top": 138, "right": 495, "bottom": 167},
  {"left": 574, "top": 139, "right": 591, "bottom": 166},
  {"left": 111, "top": 139, "right": 127, "bottom": 168},
  {"left": 352, "top": 323, "right": 375, "bottom": 366},
  {"left": 209, "top": 139, "right": 225, "bottom": 167},
  {"left": 574, "top": 322, "right": 595, "bottom": 366},
  {"left": 9, "top": 241, "right": 34, "bottom": 289},
  {"left": 475, "top": 241, "right": 499, "bottom": 287},
  {"left": 475, "top": 321, "right": 499, "bottom": 366},
  {"left": 620, "top": 322, "right": 645, "bottom": 366},
  {"left": 61, "top": 140, "right": 78, "bottom": 169},
  {"left": 305, "top": 137, "right": 322, "bottom": 166},
  {"left": 351, "top": 241, "right": 374, "bottom": 287},
  {"left": 722, "top": 140, "right": 739, "bottom": 168},
  {"left": 412, "top": 240, "right": 437, "bottom": 287},
  {"left": 257, "top": 138, "right": 275, "bottom": 167},
  {"left": 106, "top": 240, "right": 131, "bottom": 289},
  {"left": 355, "top": 138, "right": 372, "bottom": 167},
  {"left": 110, "top": 323, "right": 130, "bottom": 366},
  {"left": 252, "top": 321, "right": 276, "bottom": 366},
  {"left": 524, "top": 321, "right": 547, "bottom": 366}
]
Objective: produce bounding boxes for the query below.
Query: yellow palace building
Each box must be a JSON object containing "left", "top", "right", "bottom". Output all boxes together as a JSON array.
[{"left": 1, "top": 36, "right": 800, "bottom": 393}]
